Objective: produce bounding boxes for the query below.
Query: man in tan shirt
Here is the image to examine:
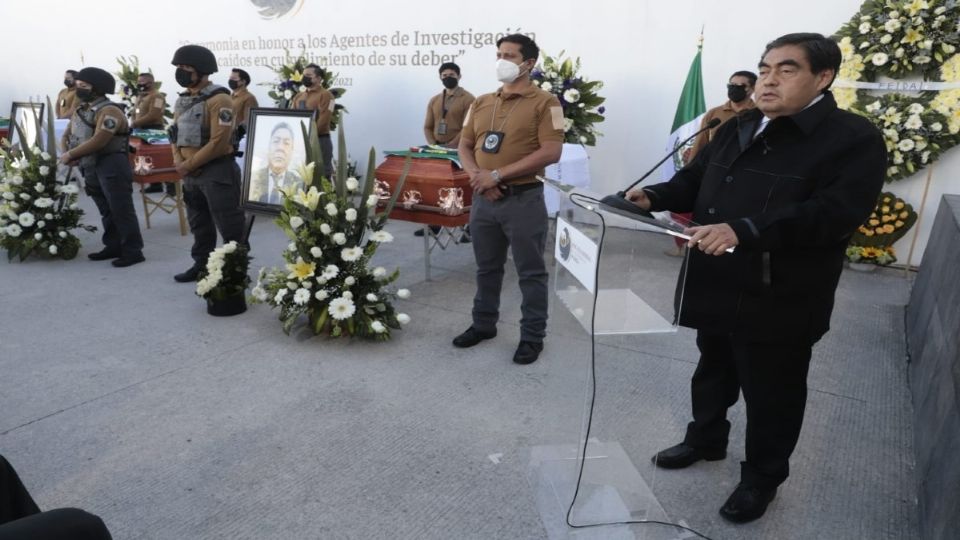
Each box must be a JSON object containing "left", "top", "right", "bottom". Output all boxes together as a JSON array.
[
  {"left": 169, "top": 44, "right": 246, "bottom": 283},
  {"left": 60, "top": 67, "right": 144, "bottom": 267},
  {"left": 131, "top": 73, "right": 166, "bottom": 129},
  {"left": 424, "top": 62, "right": 475, "bottom": 147},
  {"left": 55, "top": 70, "right": 79, "bottom": 119},
  {"left": 229, "top": 68, "right": 259, "bottom": 129},
  {"left": 453, "top": 33, "right": 564, "bottom": 365},
  {"left": 668, "top": 70, "right": 757, "bottom": 256},
  {"left": 289, "top": 63, "right": 334, "bottom": 177}
]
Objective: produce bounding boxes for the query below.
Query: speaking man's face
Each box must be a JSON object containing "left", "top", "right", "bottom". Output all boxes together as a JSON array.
[
  {"left": 268, "top": 128, "right": 294, "bottom": 172},
  {"left": 756, "top": 44, "right": 834, "bottom": 119}
]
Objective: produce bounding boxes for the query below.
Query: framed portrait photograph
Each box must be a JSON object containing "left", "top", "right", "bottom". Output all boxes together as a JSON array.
[
  {"left": 240, "top": 108, "right": 313, "bottom": 215},
  {"left": 8, "top": 101, "right": 45, "bottom": 151}
]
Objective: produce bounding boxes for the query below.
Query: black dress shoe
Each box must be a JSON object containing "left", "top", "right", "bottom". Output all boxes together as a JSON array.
[
  {"left": 413, "top": 225, "right": 442, "bottom": 237},
  {"left": 452, "top": 327, "right": 497, "bottom": 348},
  {"left": 174, "top": 266, "right": 201, "bottom": 283},
  {"left": 719, "top": 483, "right": 777, "bottom": 523},
  {"left": 651, "top": 443, "right": 726, "bottom": 469},
  {"left": 513, "top": 341, "right": 543, "bottom": 364},
  {"left": 112, "top": 254, "right": 145, "bottom": 268},
  {"left": 87, "top": 249, "right": 120, "bottom": 261}
]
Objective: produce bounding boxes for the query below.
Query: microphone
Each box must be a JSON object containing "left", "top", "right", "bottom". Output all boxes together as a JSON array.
[{"left": 600, "top": 117, "right": 722, "bottom": 218}]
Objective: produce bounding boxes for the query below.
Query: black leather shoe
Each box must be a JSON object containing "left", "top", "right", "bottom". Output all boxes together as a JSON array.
[
  {"left": 651, "top": 443, "right": 726, "bottom": 469},
  {"left": 174, "top": 266, "right": 201, "bottom": 283},
  {"left": 112, "top": 254, "right": 145, "bottom": 268},
  {"left": 87, "top": 249, "right": 120, "bottom": 261},
  {"left": 719, "top": 483, "right": 777, "bottom": 523},
  {"left": 414, "top": 225, "right": 442, "bottom": 237},
  {"left": 513, "top": 341, "right": 543, "bottom": 364},
  {"left": 452, "top": 327, "right": 497, "bottom": 348}
]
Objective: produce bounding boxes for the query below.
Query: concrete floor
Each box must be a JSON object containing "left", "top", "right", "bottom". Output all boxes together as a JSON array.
[{"left": 0, "top": 194, "right": 919, "bottom": 539}]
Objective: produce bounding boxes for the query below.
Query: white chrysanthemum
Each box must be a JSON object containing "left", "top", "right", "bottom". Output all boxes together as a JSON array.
[
  {"left": 10, "top": 176, "right": 22, "bottom": 186},
  {"left": 290, "top": 216, "right": 304, "bottom": 229},
  {"left": 397, "top": 288, "right": 411, "bottom": 299},
  {"left": 288, "top": 242, "right": 297, "bottom": 252},
  {"left": 18, "top": 212, "right": 34, "bottom": 227},
  {"left": 252, "top": 286, "right": 268, "bottom": 301},
  {"left": 1, "top": 192, "right": 13, "bottom": 200},
  {"left": 371, "top": 320, "right": 386, "bottom": 333},
  {"left": 341, "top": 246, "right": 363, "bottom": 262},
  {"left": 20, "top": 193, "right": 31, "bottom": 201},
  {"left": 325, "top": 202, "right": 338, "bottom": 216},
  {"left": 44, "top": 213, "right": 52, "bottom": 220},
  {"left": 34, "top": 233, "right": 42, "bottom": 240},
  {"left": 859, "top": 22, "right": 871, "bottom": 34},
  {"left": 370, "top": 230, "right": 394, "bottom": 243},
  {"left": 904, "top": 114, "right": 923, "bottom": 130},
  {"left": 36, "top": 221, "right": 45, "bottom": 228},
  {"left": 293, "top": 288, "right": 311, "bottom": 305},
  {"left": 314, "top": 289, "right": 329, "bottom": 301},
  {"left": 895, "top": 47, "right": 905, "bottom": 58},
  {"left": 324, "top": 264, "right": 339, "bottom": 279},
  {"left": 372, "top": 266, "right": 387, "bottom": 278},
  {"left": 343, "top": 291, "right": 354, "bottom": 299},
  {"left": 287, "top": 281, "right": 298, "bottom": 290},
  {"left": 866, "top": 101, "right": 882, "bottom": 113},
  {"left": 39, "top": 166, "right": 50, "bottom": 176},
  {"left": 33, "top": 183, "right": 44, "bottom": 192},
  {"left": 563, "top": 89, "right": 580, "bottom": 103},
  {"left": 320, "top": 223, "right": 332, "bottom": 235},
  {"left": 283, "top": 89, "right": 293, "bottom": 99},
  {"left": 310, "top": 246, "right": 323, "bottom": 258},
  {"left": 897, "top": 139, "right": 916, "bottom": 152},
  {"left": 61, "top": 184, "right": 78, "bottom": 194},
  {"left": 930, "top": 122, "right": 942, "bottom": 131},
  {"left": 541, "top": 82, "right": 553, "bottom": 92},
  {"left": 563, "top": 118, "right": 574, "bottom": 132},
  {"left": 580, "top": 136, "right": 588, "bottom": 144},
  {"left": 345, "top": 208, "right": 357, "bottom": 222},
  {"left": 48, "top": 245, "right": 58, "bottom": 255},
  {"left": 397, "top": 313, "right": 410, "bottom": 325},
  {"left": 5, "top": 224, "right": 21, "bottom": 237},
  {"left": 871, "top": 52, "right": 889, "bottom": 66},
  {"left": 274, "top": 289, "right": 288, "bottom": 303},
  {"left": 880, "top": 34, "right": 893, "bottom": 44},
  {"left": 58, "top": 231, "right": 67, "bottom": 238},
  {"left": 884, "top": 19, "right": 901, "bottom": 33},
  {"left": 328, "top": 296, "right": 356, "bottom": 320},
  {"left": 366, "top": 194, "right": 379, "bottom": 208},
  {"left": 40, "top": 152, "right": 51, "bottom": 161},
  {"left": 344, "top": 276, "right": 356, "bottom": 286},
  {"left": 366, "top": 293, "right": 378, "bottom": 302},
  {"left": 345, "top": 177, "right": 359, "bottom": 191},
  {"left": 223, "top": 241, "right": 237, "bottom": 254},
  {"left": 333, "top": 232, "right": 347, "bottom": 245},
  {"left": 908, "top": 103, "right": 925, "bottom": 114}
]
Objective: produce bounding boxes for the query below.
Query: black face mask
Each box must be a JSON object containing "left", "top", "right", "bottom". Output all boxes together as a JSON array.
[
  {"left": 64, "top": 79, "right": 74, "bottom": 88},
  {"left": 175, "top": 68, "right": 196, "bottom": 88},
  {"left": 137, "top": 83, "right": 150, "bottom": 92},
  {"left": 727, "top": 84, "right": 749, "bottom": 103},
  {"left": 228, "top": 79, "right": 240, "bottom": 90},
  {"left": 301, "top": 76, "right": 315, "bottom": 88},
  {"left": 442, "top": 76, "right": 458, "bottom": 90},
  {"left": 75, "top": 88, "right": 94, "bottom": 102}
]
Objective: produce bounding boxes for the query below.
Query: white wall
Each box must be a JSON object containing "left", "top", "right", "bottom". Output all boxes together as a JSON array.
[{"left": 3, "top": 0, "right": 956, "bottom": 265}]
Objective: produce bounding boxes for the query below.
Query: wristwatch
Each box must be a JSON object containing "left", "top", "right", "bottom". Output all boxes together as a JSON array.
[{"left": 490, "top": 169, "right": 501, "bottom": 183}]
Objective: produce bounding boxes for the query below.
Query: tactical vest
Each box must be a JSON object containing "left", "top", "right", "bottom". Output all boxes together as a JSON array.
[
  {"left": 68, "top": 98, "right": 128, "bottom": 167},
  {"left": 172, "top": 84, "right": 230, "bottom": 148}
]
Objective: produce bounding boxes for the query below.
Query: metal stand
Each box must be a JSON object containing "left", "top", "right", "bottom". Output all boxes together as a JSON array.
[{"left": 422, "top": 224, "right": 469, "bottom": 281}]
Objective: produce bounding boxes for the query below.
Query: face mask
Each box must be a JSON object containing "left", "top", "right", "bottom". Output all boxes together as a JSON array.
[
  {"left": 442, "top": 76, "right": 458, "bottom": 90},
  {"left": 727, "top": 84, "right": 749, "bottom": 103},
  {"left": 228, "top": 79, "right": 240, "bottom": 90},
  {"left": 496, "top": 59, "right": 522, "bottom": 83},
  {"left": 137, "top": 83, "right": 150, "bottom": 92},
  {"left": 75, "top": 88, "right": 94, "bottom": 102},
  {"left": 175, "top": 68, "right": 196, "bottom": 88},
  {"left": 64, "top": 79, "right": 74, "bottom": 88},
  {"left": 302, "top": 76, "right": 315, "bottom": 88}
]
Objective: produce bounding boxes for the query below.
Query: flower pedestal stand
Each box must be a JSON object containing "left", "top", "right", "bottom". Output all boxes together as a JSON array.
[{"left": 206, "top": 293, "right": 247, "bottom": 317}]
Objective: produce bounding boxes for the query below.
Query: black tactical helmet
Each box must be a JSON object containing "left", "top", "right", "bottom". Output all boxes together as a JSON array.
[
  {"left": 75, "top": 67, "right": 116, "bottom": 95},
  {"left": 171, "top": 45, "right": 219, "bottom": 75}
]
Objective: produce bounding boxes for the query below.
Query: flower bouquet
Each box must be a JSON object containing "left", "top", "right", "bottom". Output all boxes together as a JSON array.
[
  {"left": 250, "top": 124, "right": 412, "bottom": 340},
  {"left": 115, "top": 55, "right": 173, "bottom": 125},
  {"left": 196, "top": 241, "right": 252, "bottom": 316},
  {"left": 531, "top": 51, "right": 606, "bottom": 146},
  {"left": 846, "top": 191, "right": 918, "bottom": 266},
  {"left": 0, "top": 99, "right": 95, "bottom": 261},
  {"left": 261, "top": 50, "right": 348, "bottom": 131}
]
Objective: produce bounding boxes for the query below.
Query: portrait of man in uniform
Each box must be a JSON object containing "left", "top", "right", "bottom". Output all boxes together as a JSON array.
[{"left": 241, "top": 109, "right": 312, "bottom": 214}]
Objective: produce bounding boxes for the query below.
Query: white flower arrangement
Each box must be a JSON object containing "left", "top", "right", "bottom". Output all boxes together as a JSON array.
[
  {"left": 195, "top": 241, "right": 251, "bottom": 300},
  {"left": 531, "top": 51, "right": 606, "bottom": 146}
]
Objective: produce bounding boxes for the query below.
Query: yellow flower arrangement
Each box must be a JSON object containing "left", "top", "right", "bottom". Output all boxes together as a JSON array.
[{"left": 848, "top": 191, "right": 917, "bottom": 265}]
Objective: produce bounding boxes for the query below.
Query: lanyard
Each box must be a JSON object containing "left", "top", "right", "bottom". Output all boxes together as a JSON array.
[
  {"left": 440, "top": 90, "right": 454, "bottom": 119},
  {"left": 489, "top": 95, "right": 522, "bottom": 133}
]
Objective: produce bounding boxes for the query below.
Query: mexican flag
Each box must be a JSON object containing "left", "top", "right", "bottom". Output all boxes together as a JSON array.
[{"left": 661, "top": 41, "right": 706, "bottom": 180}]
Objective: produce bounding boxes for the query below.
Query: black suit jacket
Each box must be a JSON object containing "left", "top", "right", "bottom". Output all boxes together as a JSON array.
[{"left": 644, "top": 92, "right": 886, "bottom": 343}]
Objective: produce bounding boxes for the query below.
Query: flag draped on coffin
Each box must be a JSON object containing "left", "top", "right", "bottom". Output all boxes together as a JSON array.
[{"left": 661, "top": 40, "right": 706, "bottom": 180}]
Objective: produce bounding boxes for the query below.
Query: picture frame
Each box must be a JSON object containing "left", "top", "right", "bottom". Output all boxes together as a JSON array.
[
  {"left": 240, "top": 108, "right": 314, "bottom": 216},
  {"left": 8, "top": 101, "right": 45, "bottom": 151}
]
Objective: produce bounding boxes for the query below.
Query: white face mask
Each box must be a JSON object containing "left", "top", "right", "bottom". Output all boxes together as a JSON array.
[{"left": 496, "top": 59, "right": 522, "bottom": 83}]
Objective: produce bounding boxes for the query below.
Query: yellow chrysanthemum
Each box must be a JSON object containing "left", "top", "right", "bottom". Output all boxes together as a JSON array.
[
  {"left": 883, "top": 224, "right": 896, "bottom": 233},
  {"left": 834, "top": 87, "right": 858, "bottom": 110},
  {"left": 869, "top": 219, "right": 880, "bottom": 226},
  {"left": 865, "top": 230, "right": 875, "bottom": 237},
  {"left": 895, "top": 220, "right": 905, "bottom": 228},
  {"left": 286, "top": 257, "right": 316, "bottom": 280},
  {"left": 941, "top": 56, "right": 960, "bottom": 82},
  {"left": 875, "top": 227, "right": 885, "bottom": 234},
  {"left": 900, "top": 211, "right": 909, "bottom": 219},
  {"left": 894, "top": 201, "right": 905, "bottom": 210}
]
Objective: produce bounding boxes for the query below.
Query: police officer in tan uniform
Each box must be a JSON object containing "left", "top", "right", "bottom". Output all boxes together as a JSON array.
[
  {"left": 453, "top": 34, "right": 564, "bottom": 365},
  {"left": 424, "top": 62, "right": 475, "bottom": 147},
  {"left": 131, "top": 73, "right": 166, "bottom": 130},
  {"left": 55, "top": 70, "right": 79, "bottom": 119},
  {"left": 60, "top": 68, "right": 145, "bottom": 267},
  {"left": 169, "top": 45, "right": 246, "bottom": 283},
  {"left": 289, "top": 63, "right": 334, "bottom": 178},
  {"left": 229, "top": 68, "right": 259, "bottom": 129}
]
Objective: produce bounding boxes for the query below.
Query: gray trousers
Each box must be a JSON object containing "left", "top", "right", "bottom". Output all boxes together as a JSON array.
[
  {"left": 318, "top": 134, "right": 334, "bottom": 179},
  {"left": 469, "top": 186, "right": 549, "bottom": 343},
  {"left": 182, "top": 157, "right": 246, "bottom": 267},
  {"left": 82, "top": 153, "right": 144, "bottom": 258}
]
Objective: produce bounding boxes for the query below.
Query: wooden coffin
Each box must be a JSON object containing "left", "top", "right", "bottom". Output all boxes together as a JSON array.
[
  {"left": 128, "top": 137, "right": 180, "bottom": 184},
  {"left": 373, "top": 154, "right": 471, "bottom": 227}
]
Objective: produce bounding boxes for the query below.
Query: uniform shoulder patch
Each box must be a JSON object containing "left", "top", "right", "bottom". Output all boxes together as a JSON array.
[
  {"left": 218, "top": 108, "right": 234, "bottom": 126},
  {"left": 101, "top": 116, "right": 119, "bottom": 132},
  {"left": 550, "top": 106, "right": 565, "bottom": 131},
  {"left": 154, "top": 97, "right": 165, "bottom": 109},
  {"left": 328, "top": 99, "right": 336, "bottom": 112}
]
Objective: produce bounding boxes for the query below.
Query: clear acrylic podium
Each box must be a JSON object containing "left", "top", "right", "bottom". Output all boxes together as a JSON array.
[{"left": 529, "top": 179, "right": 696, "bottom": 539}]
